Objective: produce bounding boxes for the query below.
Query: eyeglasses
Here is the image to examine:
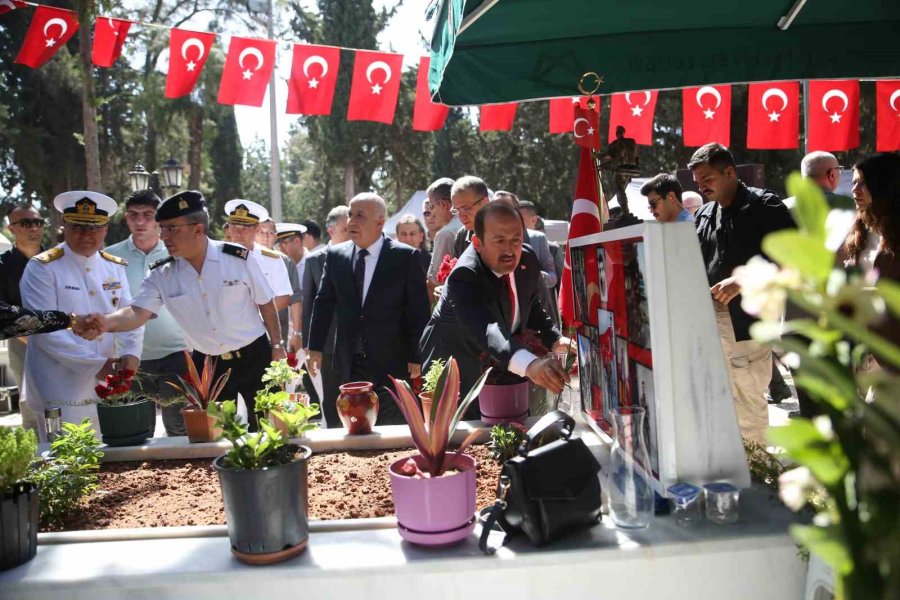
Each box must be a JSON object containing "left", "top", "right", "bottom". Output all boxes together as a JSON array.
[
  {"left": 258, "top": 230, "right": 277, "bottom": 236},
  {"left": 159, "top": 223, "right": 195, "bottom": 234},
  {"left": 826, "top": 166, "right": 844, "bottom": 176},
  {"left": 647, "top": 199, "right": 660, "bottom": 209},
  {"left": 10, "top": 218, "right": 45, "bottom": 229},
  {"left": 450, "top": 197, "right": 486, "bottom": 216},
  {"left": 422, "top": 211, "right": 433, "bottom": 217}
]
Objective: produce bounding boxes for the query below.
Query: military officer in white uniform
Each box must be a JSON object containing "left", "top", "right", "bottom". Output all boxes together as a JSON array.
[
  {"left": 222, "top": 199, "right": 293, "bottom": 311},
  {"left": 20, "top": 191, "right": 143, "bottom": 441},
  {"left": 84, "top": 191, "right": 284, "bottom": 431}
]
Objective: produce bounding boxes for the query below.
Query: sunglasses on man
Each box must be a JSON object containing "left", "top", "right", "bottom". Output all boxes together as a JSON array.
[{"left": 10, "top": 218, "right": 46, "bottom": 229}]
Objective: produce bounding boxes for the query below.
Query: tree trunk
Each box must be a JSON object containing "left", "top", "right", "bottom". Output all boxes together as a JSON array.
[
  {"left": 344, "top": 161, "right": 355, "bottom": 201},
  {"left": 188, "top": 105, "right": 204, "bottom": 190},
  {"left": 79, "top": 20, "right": 101, "bottom": 191}
]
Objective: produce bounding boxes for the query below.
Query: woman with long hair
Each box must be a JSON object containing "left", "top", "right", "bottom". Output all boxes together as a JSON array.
[{"left": 396, "top": 213, "right": 431, "bottom": 279}]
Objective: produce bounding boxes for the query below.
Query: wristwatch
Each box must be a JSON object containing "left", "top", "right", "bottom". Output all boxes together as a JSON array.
[
  {"left": 271, "top": 343, "right": 284, "bottom": 349},
  {"left": 68, "top": 313, "right": 78, "bottom": 331}
]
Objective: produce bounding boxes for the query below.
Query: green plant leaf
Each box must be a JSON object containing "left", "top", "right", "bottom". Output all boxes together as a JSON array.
[
  {"left": 785, "top": 173, "right": 829, "bottom": 243},
  {"left": 789, "top": 524, "right": 852, "bottom": 575},
  {"left": 762, "top": 230, "right": 834, "bottom": 285},
  {"left": 767, "top": 419, "right": 849, "bottom": 486},
  {"left": 876, "top": 279, "right": 900, "bottom": 319}
]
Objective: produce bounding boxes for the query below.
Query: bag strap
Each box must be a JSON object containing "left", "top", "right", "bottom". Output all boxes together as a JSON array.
[
  {"left": 518, "top": 410, "right": 574, "bottom": 456},
  {"left": 478, "top": 475, "right": 510, "bottom": 555}
]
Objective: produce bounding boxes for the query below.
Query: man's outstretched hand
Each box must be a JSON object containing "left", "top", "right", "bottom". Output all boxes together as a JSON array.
[
  {"left": 525, "top": 355, "right": 569, "bottom": 395},
  {"left": 72, "top": 313, "right": 108, "bottom": 340}
]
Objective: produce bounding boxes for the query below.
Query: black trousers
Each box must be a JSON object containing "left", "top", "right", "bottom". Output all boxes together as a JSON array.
[
  {"left": 348, "top": 352, "right": 404, "bottom": 426},
  {"left": 193, "top": 334, "right": 270, "bottom": 432}
]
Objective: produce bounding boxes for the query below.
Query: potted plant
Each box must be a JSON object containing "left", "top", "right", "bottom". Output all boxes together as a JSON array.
[
  {"left": 387, "top": 357, "right": 490, "bottom": 546},
  {"left": 254, "top": 358, "right": 312, "bottom": 434},
  {"left": 92, "top": 368, "right": 156, "bottom": 446},
  {"left": 478, "top": 329, "right": 550, "bottom": 423},
  {"left": 208, "top": 398, "right": 319, "bottom": 565},
  {"left": 167, "top": 350, "right": 231, "bottom": 443},
  {"left": 418, "top": 357, "right": 445, "bottom": 429},
  {"left": 0, "top": 427, "right": 38, "bottom": 570}
]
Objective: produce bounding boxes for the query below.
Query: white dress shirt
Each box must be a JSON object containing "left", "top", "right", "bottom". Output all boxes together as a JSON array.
[
  {"left": 353, "top": 234, "right": 385, "bottom": 305},
  {"left": 132, "top": 239, "right": 274, "bottom": 355},
  {"left": 489, "top": 268, "right": 538, "bottom": 377},
  {"left": 250, "top": 243, "right": 293, "bottom": 297}
]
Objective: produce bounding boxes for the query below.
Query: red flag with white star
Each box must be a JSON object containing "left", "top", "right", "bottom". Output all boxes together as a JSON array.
[
  {"left": 218, "top": 36, "right": 277, "bottom": 107},
  {"left": 412, "top": 56, "right": 449, "bottom": 131},
  {"left": 286, "top": 43, "right": 340, "bottom": 115},
  {"left": 479, "top": 103, "right": 518, "bottom": 132},
  {"left": 14, "top": 6, "right": 79, "bottom": 69},
  {"left": 608, "top": 91, "right": 657, "bottom": 145},
  {"left": 573, "top": 103, "right": 600, "bottom": 150},
  {"left": 875, "top": 80, "right": 900, "bottom": 152},
  {"left": 746, "top": 82, "right": 800, "bottom": 150},
  {"left": 347, "top": 50, "right": 403, "bottom": 124},
  {"left": 92, "top": 17, "right": 132, "bottom": 68},
  {"left": 682, "top": 85, "right": 731, "bottom": 147},
  {"left": 807, "top": 80, "right": 859, "bottom": 152},
  {"left": 0, "top": 0, "right": 27, "bottom": 17},
  {"left": 549, "top": 96, "right": 598, "bottom": 134},
  {"left": 165, "top": 29, "right": 215, "bottom": 99}
]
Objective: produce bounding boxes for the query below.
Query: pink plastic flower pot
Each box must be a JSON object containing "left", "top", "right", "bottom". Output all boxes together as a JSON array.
[
  {"left": 478, "top": 381, "right": 529, "bottom": 423},
  {"left": 389, "top": 452, "right": 477, "bottom": 546}
]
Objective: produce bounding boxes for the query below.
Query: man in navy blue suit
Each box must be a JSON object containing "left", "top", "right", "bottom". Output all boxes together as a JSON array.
[{"left": 307, "top": 193, "right": 430, "bottom": 425}]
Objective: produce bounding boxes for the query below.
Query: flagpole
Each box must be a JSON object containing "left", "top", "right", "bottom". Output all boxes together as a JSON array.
[
  {"left": 266, "top": 0, "right": 283, "bottom": 222},
  {"left": 802, "top": 79, "right": 809, "bottom": 155}
]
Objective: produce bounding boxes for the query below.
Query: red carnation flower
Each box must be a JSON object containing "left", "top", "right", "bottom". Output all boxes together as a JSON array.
[
  {"left": 286, "top": 353, "right": 299, "bottom": 368},
  {"left": 436, "top": 255, "right": 457, "bottom": 284}
]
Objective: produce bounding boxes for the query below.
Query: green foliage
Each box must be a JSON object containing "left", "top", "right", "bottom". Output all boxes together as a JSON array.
[
  {"left": 28, "top": 419, "right": 103, "bottom": 529},
  {"left": 421, "top": 358, "right": 445, "bottom": 394},
  {"left": 0, "top": 427, "right": 38, "bottom": 492},
  {"left": 254, "top": 359, "right": 312, "bottom": 416},
  {"left": 742, "top": 438, "right": 787, "bottom": 490},
  {"left": 489, "top": 423, "right": 525, "bottom": 464}
]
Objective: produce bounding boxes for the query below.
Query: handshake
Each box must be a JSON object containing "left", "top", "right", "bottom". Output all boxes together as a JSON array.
[{"left": 72, "top": 313, "right": 109, "bottom": 340}]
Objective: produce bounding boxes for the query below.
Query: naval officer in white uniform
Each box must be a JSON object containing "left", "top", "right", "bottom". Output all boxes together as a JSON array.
[
  {"left": 20, "top": 191, "right": 143, "bottom": 441},
  {"left": 83, "top": 191, "right": 284, "bottom": 431}
]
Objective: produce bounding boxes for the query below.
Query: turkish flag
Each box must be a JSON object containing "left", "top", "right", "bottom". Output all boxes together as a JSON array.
[
  {"left": 559, "top": 147, "right": 604, "bottom": 329},
  {"left": 608, "top": 91, "right": 658, "bottom": 145},
  {"left": 875, "top": 80, "right": 900, "bottom": 152},
  {"left": 14, "top": 6, "right": 79, "bottom": 69},
  {"left": 807, "top": 80, "right": 859, "bottom": 152},
  {"left": 746, "top": 82, "right": 800, "bottom": 150},
  {"left": 218, "top": 36, "right": 277, "bottom": 107},
  {"left": 682, "top": 85, "right": 731, "bottom": 147},
  {"left": 286, "top": 43, "right": 339, "bottom": 116},
  {"left": 480, "top": 103, "right": 518, "bottom": 132},
  {"left": 92, "top": 17, "right": 131, "bottom": 68},
  {"left": 549, "top": 96, "right": 598, "bottom": 134},
  {"left": 574, "top": 104, "right": 600, "bottom": 150},
  {"left": 165, "top": 29, "right": 215, "bottom": 99},
  {"left": 412, "top": 56, "right": 449, "bottom": 131},
  {"left": 347, "top": 50, "right": 403, "bottom": 124},
  {"left": 0, "top": 0, "right": 27, "bottom": 17}
]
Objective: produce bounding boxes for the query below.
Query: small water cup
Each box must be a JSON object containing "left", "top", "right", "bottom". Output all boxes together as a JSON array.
[
  {"left": 703, "top": 482, "right": 740, "bottom": 525},
  {"left": 667, "top": 483, "right": 702, "bottom": 527}
]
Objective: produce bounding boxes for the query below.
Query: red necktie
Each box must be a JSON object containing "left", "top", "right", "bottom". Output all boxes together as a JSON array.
[{"left": 501, "top": 274, "right": 517, "bottom": 330}]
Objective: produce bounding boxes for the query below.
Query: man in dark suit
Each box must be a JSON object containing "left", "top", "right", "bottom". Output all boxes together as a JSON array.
[
  {"left": 419, "top": 203, "right": 571, "bottom": 415},
  {"left": 307, "top": 193, "right": 430, "bottom": 425},
  {"left": 301, "top": 205, "right": 349, "bottom": 427}
]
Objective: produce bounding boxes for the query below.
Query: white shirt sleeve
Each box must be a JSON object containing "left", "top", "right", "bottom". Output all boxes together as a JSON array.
[
  {"left": 112, "top": 265, "right": 144, "bottom": 358},
  {"left": 245, "top": 255, "right": 275, "bottom": 305},
  {"left": 508, "top": 348, "right": 539, "bottom": 378},
  {"left": 131, "top": 269, "right": 165, "bottom": 316},
  {"left": 268, "top": 256, "right": 294, "bottom": 296}
]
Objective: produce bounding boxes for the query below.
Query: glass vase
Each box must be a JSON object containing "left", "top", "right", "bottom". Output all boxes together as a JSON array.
[{"left": 607, "top": 406, "right": 654, "bottom": 529}]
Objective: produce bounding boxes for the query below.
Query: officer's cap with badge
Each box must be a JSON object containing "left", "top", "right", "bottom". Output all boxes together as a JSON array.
[
  {"left": 54, "top": 191, "right": 118, "bottom": 227},
  {"left": 275, "top": 222, "right": 307, "bottom": 243},
  {"left": 156, "top": 190, "right": 206, "bottom": 222},
  {"left": 224, "top": 199, "right": 268, "bottom": 226}
]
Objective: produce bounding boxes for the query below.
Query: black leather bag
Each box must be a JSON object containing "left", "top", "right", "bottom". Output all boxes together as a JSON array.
[{"left": 479, "top": 411, "right": 602, "bottom": 554}]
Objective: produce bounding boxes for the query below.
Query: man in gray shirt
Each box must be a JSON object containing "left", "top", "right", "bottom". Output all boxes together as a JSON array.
[{"left": 424, "top": 178, "right": 459, "bottom": 295}]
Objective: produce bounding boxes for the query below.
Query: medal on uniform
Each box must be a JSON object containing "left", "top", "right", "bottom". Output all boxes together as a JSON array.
[{"left": 112, "top": 295, "right": 120, "bottom": 308}]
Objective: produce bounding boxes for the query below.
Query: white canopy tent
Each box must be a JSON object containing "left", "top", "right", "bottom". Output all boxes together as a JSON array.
[{"left": 384, "top": 191, "right": 462, "bottom": 237}]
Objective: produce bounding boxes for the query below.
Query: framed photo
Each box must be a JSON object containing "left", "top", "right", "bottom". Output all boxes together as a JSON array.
[
  {"left": 597, "top": 246, "right": 609, "bottom": 304},
  {"left": 623, "top": 240, "right": 651, "bottom": 349},
  {"left": 632, "top": 363, "right": 659, "bottom": 476}
]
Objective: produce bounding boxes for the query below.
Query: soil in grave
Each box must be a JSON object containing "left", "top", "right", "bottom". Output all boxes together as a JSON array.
[{"left": 51, "top": 445, "right": 501, "bottom": 532}]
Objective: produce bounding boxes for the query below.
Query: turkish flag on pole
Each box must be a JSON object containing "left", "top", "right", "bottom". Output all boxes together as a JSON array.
[
  {"left": 347, "top": 50, "right": 404, "bottom": 124},
  {"left": 92, "top": 17, "right": 132, "bottom": 68},
  {"left": 14, "top": 6, "right": 79, "bottom": 69},
  {"left": 875, "top": 80, "right": 900, "bottom": 152},
  {"left": 682, "top": 85, "right": 731, "bottom": 147},
  {"left": 165, "top": 29, "right": 215, "bottom": 99},
  {"left": 413, "top": 56, "right": 449, "bottom": 131},
  {"left": 218, "top": 36, "right": 277, "bottom": 107},
  {"left": 549, "top": 96, "right": 599, "bottom": 134},
  {"left": 807, "top": 80, "right": 860, "bottom": 152},
  {"left": 608, "top": 91, "right": 658, "bottom": 145},
  {"left": 0, "top": 0, "right": 27, "bottom": 17},
  {"left": 559, "top": 148, "right": 604, "bottom": 329},
  {"left": 286, "top": 43, "right": 340, "bottom": 115},
  {"left": 746, "top": 82, "right": 800, "bottom": 150},
  {"left": 573, "top": 104, "right": 600, "bottom": 150},
  {"left": 480, "top": 103, "right": 518, "bottom": 131}
]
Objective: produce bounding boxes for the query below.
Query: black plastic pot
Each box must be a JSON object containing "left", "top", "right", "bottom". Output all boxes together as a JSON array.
[
  {"left": 213, "top": 445, "right": 311, "bottom": 565},
  {"left": 96, "top": 399, "right": 155, "bottom": 446},
  {"left": 0, "top": 482, "right": 39, "bottom": 571}
]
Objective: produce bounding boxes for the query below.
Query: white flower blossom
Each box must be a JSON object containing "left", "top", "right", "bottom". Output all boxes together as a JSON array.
[
  {"left": 734, "top": 256, "right": 794, "bottom": 323},
  {"left": 778, "top": 466, "right": 816, "bottom": 512},
  {"left": 813, "top": 415, "right": 834, "bottom": 441}
]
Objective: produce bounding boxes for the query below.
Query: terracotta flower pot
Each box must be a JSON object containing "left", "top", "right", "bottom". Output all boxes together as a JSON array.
[
  {"left": 337, "top": 382, "right": 379, "bottom": 435},
  {"left": 478, "top": 381, "right": 529, "bottom": 424},
  {"left": 419, "top": 391, "right": 433, "bottom": 431},
  {"left": 389, "top": 452, "right": 477, "bottom": 546},
  {"left": 181, "top": 407, "right": 221, "bottom": 443}
]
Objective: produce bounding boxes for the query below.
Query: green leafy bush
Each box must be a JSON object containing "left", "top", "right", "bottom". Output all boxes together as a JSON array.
[
  {"left": 489, "top": 423, "right": 526, "bottom": 464},
  {"left": 28, "top": 419, "right": 103, "bottom": 528},
  {"left": 0, "top": 427, "right": 37, "bottom": 493},
  {"left": 421, "top": 358, "right": 445, "bottom": 395}
]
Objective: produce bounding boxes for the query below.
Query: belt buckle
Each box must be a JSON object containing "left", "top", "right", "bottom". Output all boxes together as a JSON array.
[{"left": 221, "top": 351, "right": 233, "bottom": 360}]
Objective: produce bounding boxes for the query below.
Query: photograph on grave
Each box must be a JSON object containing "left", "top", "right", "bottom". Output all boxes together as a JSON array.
[
  {"left": 623, "top": 240, "right": 651, "bottom": 349},
  {"left": 632, "top": 363, "right": 659, "bottom": 475},
  {"left": 597, "top": 246, "right": 609, "bottom": 303}
]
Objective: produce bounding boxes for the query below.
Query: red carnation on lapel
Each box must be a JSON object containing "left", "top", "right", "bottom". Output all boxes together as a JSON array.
[
  {"left": 92, "top": 17, "right": 132, "bottom": 67},
  {"left": 14, "top": 6, "right": 79, "bottom": 69},
  {"left": 165, "top": 29, "right": 215, "bottom": 99},
  {"left": 347, "top": 50, "right": 404, "bottom": 124},
  {"left": 286, "top": 43, "right": 340, "bottom": 115}
]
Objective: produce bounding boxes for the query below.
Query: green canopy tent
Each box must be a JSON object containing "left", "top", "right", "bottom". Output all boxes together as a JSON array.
[{"left": 428, "top": 0, "right": 900, "bottom": 106}]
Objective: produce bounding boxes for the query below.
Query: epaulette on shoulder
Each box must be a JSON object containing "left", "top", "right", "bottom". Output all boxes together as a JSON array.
[
  {"left": 259, "top": 247, "right": 281, "bottom": 259},
  {"left": 150, "top": 256, "right": 175, "bottom": 270},
  {"left": 34, "top": 247, "right": 64, "bottom": 264},
  {"left": 100, "top": 251, "right": 128, "bottom": 266},
  {"left": 222, "top": 243, "right": 250, "bottom": 260}
]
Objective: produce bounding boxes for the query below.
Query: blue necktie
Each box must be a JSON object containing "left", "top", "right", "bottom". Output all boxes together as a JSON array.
[{"left": 354, "top": 248, "right": 369, "bottom": 305}]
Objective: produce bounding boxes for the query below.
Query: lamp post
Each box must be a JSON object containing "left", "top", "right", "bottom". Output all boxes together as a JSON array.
[
  {"left": 128, "top": 164, "right": 151, "bottom": 193},
  {"left": 129, "top": 159, "right": 184, "bottom": 195}
]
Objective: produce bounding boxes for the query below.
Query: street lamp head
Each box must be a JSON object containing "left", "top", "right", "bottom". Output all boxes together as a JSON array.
[
  {"left": 161, "top": 158, "right": 184, "bottom": 191},
  {"left": 129, "top": 164, "right": 151, "bottom": 192}
]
